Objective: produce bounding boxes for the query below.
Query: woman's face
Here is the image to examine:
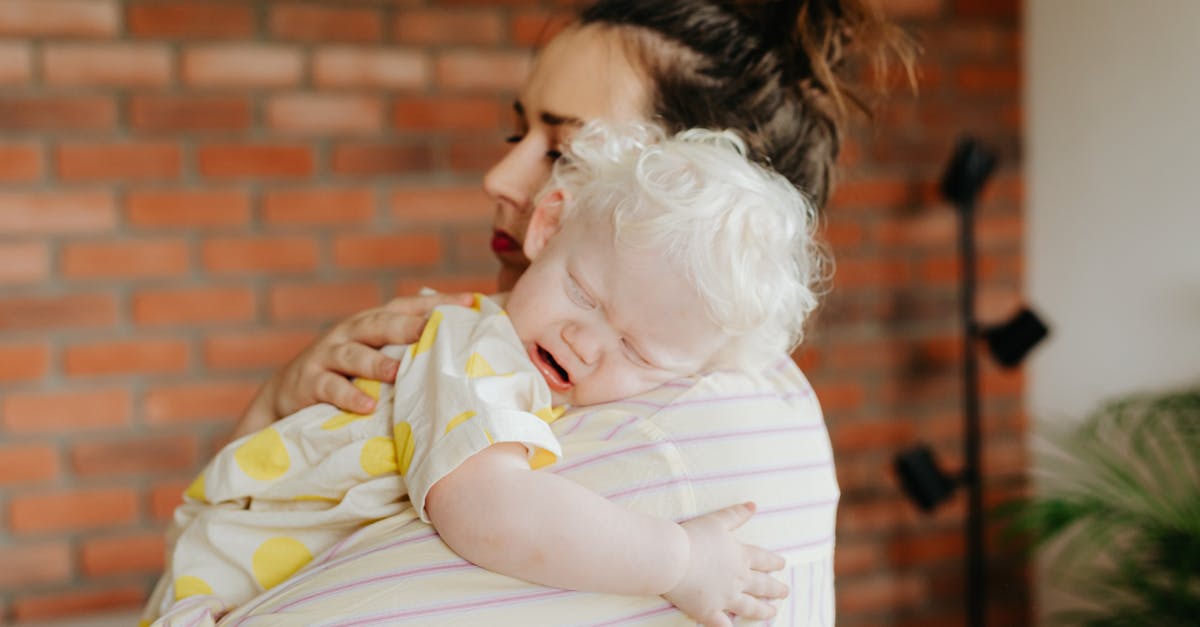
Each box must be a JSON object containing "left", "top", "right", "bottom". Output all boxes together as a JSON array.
[{"left": 484, "top": 24, "right": 649, "bottom": 290}]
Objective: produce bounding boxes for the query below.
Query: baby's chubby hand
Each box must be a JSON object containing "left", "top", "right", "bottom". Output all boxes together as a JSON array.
[{"left": 663, "top": 502, "right": 789, "bottom": 626}]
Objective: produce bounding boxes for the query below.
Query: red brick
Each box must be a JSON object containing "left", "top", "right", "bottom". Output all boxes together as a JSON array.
[
  {"left": 0, "top": 189, "right": 115, "bottom": 234},
  {"left": 267, "top": 94, "right": 385, "bottom": 134},
  {"left": 510, "top": 10, "right": 574, "bottom": 47},
  {"left": 80, "top": 532, "right": 166, "bottom": 577},
  {"left": 0, "top": 543, "right": 70, "bottom": 587},
  {"left": 198, "top": 143, "right": 315, "bottom": 179},
  {"left": 0, "top": 241, "right": 48, "bottom": 284},
  {"left": 2, "top": 388, "right": 130, "bottom": 434},
  {"left": 884, "top": 0, "right": 945, "bottom": 18},
  {"left": 333, "top": 233, "right": 442, "bottom": 270},
  {"left": 61, "top": 238, "right": 189, "bottom": 279},
  {"left": 836, "top": 573, "right": 927, "bottom": 615},
  {"left": 0, "top": 0, "right": 118, "bottom": 38},
  {"left": 205, "top": 329, "right": 316, "bottom": 371},
  {"left": 313, "top": 47, "right": 427, "bottom": 89},
  {"left": 56, "top": 142, "right": 182, "bottom": 181},
  {"left": 889, "top": 528, "right": 965, "bottom": 567},
  {"left": 436, "top": 51, "right": 532, "bottom": 91},
  {"left": 390, "top": 186, "right": 491, "bottom": 223},
  {"left": 394, "top": 275, "right": 495, "bottom": 298},
  {"left": 63, "top": 338, "right": 189, "bottom": 376},
  {"left": 127, "top": 1, "right": 254, "bottom": 39},
  {"left": 875, "top": 210, "right": 956, "bottom": 248},
  {"left": 0, "top": 343, "right": 49, "bottom": 382},
  {"left": 126, "top": 188, "right": 251, "bottom": 229},
  {"left": 830, "top": 420, "right": 917, "bottom": 452},
  {"left": 270, "top": 4, "right": 382, "bottom": 43},
  {"left": 956, "top": 65, "right": 1021, "bottom": 94},
  {"left": 394, "top": 9, "right": 503, "bottom": 45},
  {"left": 829, "top": 177, "right": 920, "bottom": 209},
  {"left": 0, "top": 293, "right": 117, "bottom": 332},
  {"left": 9, "top": 486, "right": 138, "bottom": 533},
  {"left": 0, "top": 40, "right": 31, "bottom": 84},
  {"left": 202, "top": 236, "right": 319, "bottom": 275},
  {"left": 448, "top": 138, "right": 509, "bottom": 172},
  {"left": 954, "top": 0, "right": 1018, "bottom": 19},
  {"left": 0, "top": 95, "right": 116, "bottom": 131},
  {"left": 71, "top": 433, "right": 198, "bottom": 477},
  {"left": 262, "top": 188, "right": 375, "bottom": 226},
  {"left": 436, "top": 0, "right": 541, "bottom": 6},
  {"left": 133, "top": 286, "right": 256, "bottom": 326},
  {"left": 833, "top": 538, "right": 880, "bottom": 576},
  {"left": 270, "top": 281, "right": 381, "bottom": 322},
  {"left": 129, "top": 95, "right": 252, "bottom": 133},
  {"left": 183, "top": 44, "right": 303, "bottom": 88},
  {"left": 43, "top": 43, "right": 171, "bottom": 87},
  {"left": 0, "top": 140, "right": 40, "bottom": 181},
  {"left": 331, "top": 142, "right": 435, "bottom": 176},
  {"left": 393, "top": 96, "right": 505, "bottom": 131},
  {"left": 149, "top": 478, "right": 190, "bottom": 521},
  {"left": 11, "top": 584, "right": 144, "bottom": 623},
  {"left": 453, "top": 227, "right": 497, "bottom": 267},
  {"left": 0, "top": 444, "right": 59, "bottom": 485},
  {"left": 833, "top": 257, "right": 912, "bottom": 288},
  {"left": 144, "top": 380, "right": 259, "bottom": 425},
  {"left": 813, "top": 380, "right": 867, "bottom": 412}
]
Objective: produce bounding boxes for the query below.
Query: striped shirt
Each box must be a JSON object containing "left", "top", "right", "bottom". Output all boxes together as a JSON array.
[{"left": 185, "top": 359, "right": 838, "bottom": 626}]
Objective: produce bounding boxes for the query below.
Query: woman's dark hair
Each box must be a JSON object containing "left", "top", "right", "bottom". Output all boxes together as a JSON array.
[{"left": 579, "top": 0, "right": 916, "bottom": 209}]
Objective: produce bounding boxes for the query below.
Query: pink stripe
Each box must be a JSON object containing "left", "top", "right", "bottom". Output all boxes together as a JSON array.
[
  {"left": 657, "top": 390, "right": 811, "bottom": 412},
  {"left": 553, "top": 440, "right": 667, "bottom": 474},
  {"left": 756, "top": 498, "right": 839, "bottom": 517},
  {"left": 587, "top": 602, "right": 676, "bottom": 625},
  {"left": 791, "top": 564, "right": 798, "bottom": 626},
  {"left": 272, "top": 561, "right": 472, "bottom": 613},
  {"left": 602, "top": 415, "right": 639, "bottom": 441},
  {"left": 605, "top": 461, "right": 831, "bottom": 501},
  {"left": 770, "top": 535, "right": 835, "bottom": 554},
  {"left": 235, "top": 529, "right": 443, "bottom": 620},
  {"left": 560, "top": 412, "right": 590, "bottom": 436},
  {"left": 672, "top": 423, "right": 825, "bottom": 445},
  {"left": 339, "top": 587, "right": 574, "bottom": 625}
]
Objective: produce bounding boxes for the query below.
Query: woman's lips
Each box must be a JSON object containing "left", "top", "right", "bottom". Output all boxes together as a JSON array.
[
  {"left": 528, "top": 344, "right": 573, "bottom": 393},
  {"left": 491, "top": 231, "right": 521, "bottom": 254}
]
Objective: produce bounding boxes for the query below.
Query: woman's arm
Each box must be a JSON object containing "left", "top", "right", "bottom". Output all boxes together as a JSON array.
[
  {"left": 231, "top": 293, "right": 474, "bottom": 439},
  {"left": 426, "top": 443, "right": 787, "bottom": 626}
]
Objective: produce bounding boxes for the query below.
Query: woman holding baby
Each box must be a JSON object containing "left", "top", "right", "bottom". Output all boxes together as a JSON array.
[{"left": 158, "top": 1, "right": 914, "bottom": 625}]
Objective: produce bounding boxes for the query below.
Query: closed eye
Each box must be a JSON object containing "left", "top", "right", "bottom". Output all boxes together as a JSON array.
[
  {"left": 621, "top": 338, "right": 658, "bottom": 370},
  {"left": 564, "top": 275, "right": 595, "bottom": 310}
]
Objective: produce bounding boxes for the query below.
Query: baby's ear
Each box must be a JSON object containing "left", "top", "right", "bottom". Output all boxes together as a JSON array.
[{"left": 523, "top": 189, "right": 568, "bottom": 261}]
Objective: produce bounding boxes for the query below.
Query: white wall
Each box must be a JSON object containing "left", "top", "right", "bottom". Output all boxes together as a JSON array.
[
  {"left": 1027, "top": 0, "right": 1200, "bottom": 423},
  {"left": 1027, "top": 0, "right": 1200, "bottom": 621}
]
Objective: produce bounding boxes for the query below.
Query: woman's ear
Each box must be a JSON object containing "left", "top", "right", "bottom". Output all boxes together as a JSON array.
[{"left": 523, "top": 189, "right": 568, "bottom": 261}]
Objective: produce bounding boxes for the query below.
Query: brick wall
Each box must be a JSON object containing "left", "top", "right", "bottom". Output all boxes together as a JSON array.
[{"left": 0, "top": 0, "right": 1027, "bottom": 624}]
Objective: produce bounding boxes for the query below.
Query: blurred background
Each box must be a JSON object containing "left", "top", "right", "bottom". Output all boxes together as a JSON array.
[{"left": 0, "top": 0, "right": 1196, "bottom": 625}]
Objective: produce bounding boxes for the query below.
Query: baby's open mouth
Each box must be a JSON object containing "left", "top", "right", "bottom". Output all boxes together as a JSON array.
[{"left": 538, "top": 346, "right": 570, "bottom": 383}]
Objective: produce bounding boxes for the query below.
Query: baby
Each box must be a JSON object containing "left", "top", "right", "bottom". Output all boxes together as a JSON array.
[{"left": 145, "top": 123, "right": 823, "bottom": 626}]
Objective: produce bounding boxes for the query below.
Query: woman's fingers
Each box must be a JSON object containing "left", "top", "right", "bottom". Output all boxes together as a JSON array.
[
  {"left": 706, "top": 501, "right": 756, "bottom": 531},
  {"left": 311, "top": 370, "right": 376, "bottom": 414}
]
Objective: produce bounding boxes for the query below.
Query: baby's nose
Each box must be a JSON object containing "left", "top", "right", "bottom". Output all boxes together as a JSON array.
[{"left": 562, "top": 322, "right": 603, "bottom": 366}]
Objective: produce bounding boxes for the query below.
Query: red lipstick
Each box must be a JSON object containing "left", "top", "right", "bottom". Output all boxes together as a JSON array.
[{"left": 491, "top": 230, "right": 520, "bottom": 254}]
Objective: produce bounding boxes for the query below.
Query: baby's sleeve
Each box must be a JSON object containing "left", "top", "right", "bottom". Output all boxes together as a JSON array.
[{"left": 392, "top": 296, "right": 564, "bottom": 522}]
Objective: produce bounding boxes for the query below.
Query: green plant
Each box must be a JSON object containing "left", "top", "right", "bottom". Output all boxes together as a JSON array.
[{"left": 1002, "top": 388, "right": 1200, "bottom": 627}]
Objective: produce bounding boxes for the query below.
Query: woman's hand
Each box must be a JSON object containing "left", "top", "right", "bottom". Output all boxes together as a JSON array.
[
  {"left": 233, "top": 292, "right": 474, "bottom": 439},
  {"left": 663, "top": 502, "right": 789, "bottom": 627}
]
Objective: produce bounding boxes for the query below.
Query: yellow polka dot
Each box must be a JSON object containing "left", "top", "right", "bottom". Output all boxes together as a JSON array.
[
  {"left": 184, "top": 473, "right": 206, "bottom": 502},
  {"left": 444, "top": 410, "right": 477, "bottom": 434},
  {"left": 234, "top": 428, "right": 290, "bottom": 481},
  {"left": 321, "top": 410, "right": 371, "bottom": 430},
  {"left": 411, "top": 309, "right": 444, "bottom": 357},
  {"left": 353, "top": 378, "right": 383, "bottom": 399},
  {"left": 360, "top": 436, "right": 397, "bottom": 476},
  {"left": 471, "top": 293, "right": 484, "bottom": 311},
  {"left": 252, "top": 536, "right": 313, "bottom": 591},
  {"left": 464, "top": 352, "right": 495, "bottom": 378},
  {"left": 138, "top": 620, "right": 151, "bottom": 627},
  {"left": 529, "top": 447, "right": 557, "bottom": 470},
  {"left": 394, "top": 421, "right": 415, "bottom": 476},
  {"left": 534, "top": 405, "right": 566, "bottom": 424},
  {"left": 174, "top": 575, "right": 213, "bottom": 600},
  {"left": 484, "top": 430, "right": 494, "bottom": 444}
]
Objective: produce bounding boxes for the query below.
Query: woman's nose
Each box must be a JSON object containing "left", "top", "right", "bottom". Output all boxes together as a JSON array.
[{"left": 483, "top": 137, "right": 549, "bottom": 218}]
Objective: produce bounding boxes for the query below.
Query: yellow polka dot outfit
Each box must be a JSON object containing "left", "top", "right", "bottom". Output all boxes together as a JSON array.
[{"left": 145, "top": 295, "right": 564, "bottom": 624}]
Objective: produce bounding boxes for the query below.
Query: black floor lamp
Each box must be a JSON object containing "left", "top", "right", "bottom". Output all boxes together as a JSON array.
[{"left": 894, "top": 137, "right": 1049, "bottom": 627}]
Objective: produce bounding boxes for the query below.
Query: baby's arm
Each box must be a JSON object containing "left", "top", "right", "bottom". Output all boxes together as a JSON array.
[{"left": 425, "top": 442, "right": 787, "bottom": 626}]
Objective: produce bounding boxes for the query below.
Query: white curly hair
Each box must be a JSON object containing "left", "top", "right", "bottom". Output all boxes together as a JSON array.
[{"left": 538, "top": 121, "right": 827, "bottom": 366}]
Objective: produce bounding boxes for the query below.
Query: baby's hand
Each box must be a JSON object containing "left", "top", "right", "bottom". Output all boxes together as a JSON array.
[{"left": 663, "top": 502, "right": 789, "bottom": 626}]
